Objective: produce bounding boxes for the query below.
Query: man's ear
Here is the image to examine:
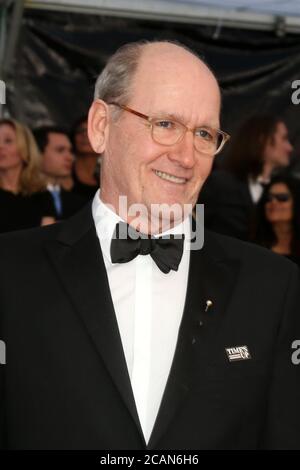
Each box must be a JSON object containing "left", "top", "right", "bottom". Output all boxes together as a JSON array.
[{"left": 87, "top": 99, "right": 109, "bottom": 154}]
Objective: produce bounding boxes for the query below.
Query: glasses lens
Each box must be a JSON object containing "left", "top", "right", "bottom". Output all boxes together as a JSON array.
[
  {"left": 152, "top": 118, "right": 226, "bottom": 156},
  {"left": 267, "top": 193, "right": 290, "bottom": 202},
  {"left": 152, "top": 119, "right": 184, "bottom": 145},
  {"left": 194, "top": 128, "right": 223, "bottom": 155}
]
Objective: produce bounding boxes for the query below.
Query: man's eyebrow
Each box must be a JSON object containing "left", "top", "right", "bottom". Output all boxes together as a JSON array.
[
  {"left": 152, "top": 111, "right": 220, "bottom": 129},
  {"left": 153, "top": 111, "right": 187, "bottom": 123}
]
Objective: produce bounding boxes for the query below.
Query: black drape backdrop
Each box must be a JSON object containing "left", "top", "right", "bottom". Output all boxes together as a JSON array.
[{"left": 7, "top": 9, "right": 300, "bottom": 169}]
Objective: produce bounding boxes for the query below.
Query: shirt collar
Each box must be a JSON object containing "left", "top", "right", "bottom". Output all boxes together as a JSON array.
[
  {"left": 47, "top": 183, "right": 61, "bottom": 192},
  {"left": 92, "top": 189, "right": 191, "bottom": 264},
  {"left": 250, "top": 175, "right": 270, "bottom": 185}
]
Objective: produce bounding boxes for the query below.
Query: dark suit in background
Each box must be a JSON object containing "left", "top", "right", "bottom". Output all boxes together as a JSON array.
[
  {"left": 48, "top": 187, "right": 86, "bottom": 220},
  {"left": 199, "top": 169, "right": 255, "bottom": 240}
]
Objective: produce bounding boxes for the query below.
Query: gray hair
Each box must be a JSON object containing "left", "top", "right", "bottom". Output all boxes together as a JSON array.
[
  {"left": 93, "top": 39, "right": 206, "bottom": 109},
  {"left": 94, "top": 41, "right": 146, "bottom": 105}
]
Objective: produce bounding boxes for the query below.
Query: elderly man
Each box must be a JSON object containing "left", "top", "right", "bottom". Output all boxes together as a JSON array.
[{"left": 0, "top": 40, "right": 299, "bottom": 450}]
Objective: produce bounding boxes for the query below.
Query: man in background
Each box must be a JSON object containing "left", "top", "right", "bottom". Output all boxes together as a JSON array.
[{"left": 34, "top": 126, "right": 85, "bottom": 219}]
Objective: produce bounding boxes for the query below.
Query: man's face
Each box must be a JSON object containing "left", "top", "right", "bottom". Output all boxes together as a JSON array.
[
  {"left": 42, "top": 133, "right": 74, "bottom": 178},
  {"left": 264, "top": 122, "right": 293, "bottom": 168},
  {"left": 97, "top": 44, "right": 221, "bottom": 225}
]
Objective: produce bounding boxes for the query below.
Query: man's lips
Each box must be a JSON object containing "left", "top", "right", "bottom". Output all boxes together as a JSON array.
[{"left": 153, "top": 169, "right": 189, "bottom": 184}]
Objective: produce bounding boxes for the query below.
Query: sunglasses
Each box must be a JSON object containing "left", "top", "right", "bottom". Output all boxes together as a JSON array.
[{"left": 266, "top": 193, "right": 291, "bottom": 203}]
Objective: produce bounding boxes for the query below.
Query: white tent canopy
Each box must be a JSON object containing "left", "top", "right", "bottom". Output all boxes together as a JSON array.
[{"left": 25, "top": 0, "right": 300, "bottom": 33}]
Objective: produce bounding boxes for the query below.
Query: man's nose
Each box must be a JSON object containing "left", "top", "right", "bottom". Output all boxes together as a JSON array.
[{"left": 168, "top": 130, "right": 196, "bottom": 168}]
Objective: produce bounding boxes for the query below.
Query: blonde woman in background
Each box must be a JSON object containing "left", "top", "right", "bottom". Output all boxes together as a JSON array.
[{"left": 0, "top": 118, "right": 56, "bottom": 232}]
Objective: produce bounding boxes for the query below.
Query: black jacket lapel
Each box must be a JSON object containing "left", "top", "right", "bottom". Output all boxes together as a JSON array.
[
  {"left": 240, "top": 180, "right": 254, "bottom": 207},
  {"left": 44, "top": 204, "right": 144, "bottom": 440},
  {"left": 148, "top": 230, "right": 241, "bottom": 449}
]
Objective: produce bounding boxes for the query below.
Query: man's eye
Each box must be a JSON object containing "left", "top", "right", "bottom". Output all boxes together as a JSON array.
[
  {"left": 155, "top": 120, "right": 176, "bottom": 130},
  {"left": 195, "top": 128, "right": 214, "bottom": 141}
]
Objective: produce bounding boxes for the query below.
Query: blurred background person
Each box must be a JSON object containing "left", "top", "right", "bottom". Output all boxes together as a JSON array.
[
  {"left": 0, "top": 118, "right": 56, "bottom": 233},
  {"left": 71, "top": 116, "right": 99, "bottom": 201},
  {"left": 199, "top": 115, "right": 293, "bottom": 240},
  {"left": 34, "top": 126, "right": 85, "bottom": 220},
  {"left": 253, "top": 174, "right": 300, "bottom": 266}
]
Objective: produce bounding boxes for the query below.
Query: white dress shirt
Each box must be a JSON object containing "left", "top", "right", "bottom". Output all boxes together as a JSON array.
[
  {"left": 47, "top": 183, "right": 60, "bottom": 192},
  {"left": 92, "top": 190, "right": 191, "bottom": 444},
  {"left": 248, "top": 176, "right": 270, "bottom": 203}
]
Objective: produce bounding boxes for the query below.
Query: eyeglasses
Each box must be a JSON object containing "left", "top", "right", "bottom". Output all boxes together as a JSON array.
[
  {"left": 108, "top": 102, "right": 230, "bottom": 156},
  {"left": 266, "top": 192, "right": 291, "bottom": 203}
]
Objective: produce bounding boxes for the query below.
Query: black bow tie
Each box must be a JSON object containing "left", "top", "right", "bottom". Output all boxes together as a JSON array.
[{"left": 110, "top": 221, "right": 185, "bottom": 274}]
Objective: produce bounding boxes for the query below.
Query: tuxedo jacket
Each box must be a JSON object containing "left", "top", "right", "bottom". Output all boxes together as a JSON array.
[
  {"left": 199, "top": 169, "right": 255, "bottom": 241},
  {"left": 0, "top": 203, "right": 299, "bottom": 450}
]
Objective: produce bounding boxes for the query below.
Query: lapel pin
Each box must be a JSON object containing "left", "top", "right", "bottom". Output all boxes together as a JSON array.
[
  {"left": 205, "top": 300, "right": 213, "bottom": 312},
  {"left": 225, "top": 345, "right": 251, "bottom": 362}
]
